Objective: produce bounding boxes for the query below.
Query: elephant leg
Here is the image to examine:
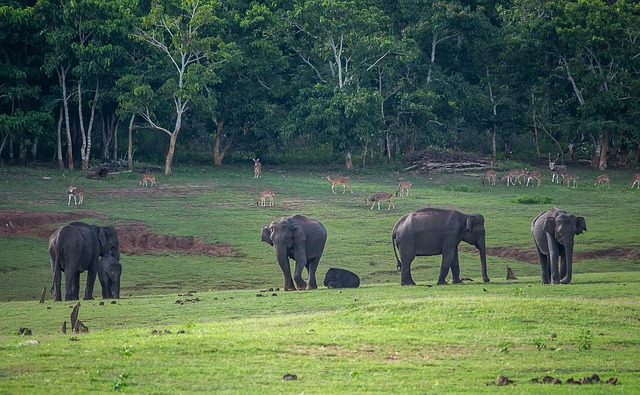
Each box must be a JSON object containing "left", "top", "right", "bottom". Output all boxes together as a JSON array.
[
  {"left": 53, "top": 269, "right": 62, "bottom": 302},
  {"left": 437, "top": 248, "right": 456, "bottom": 285},
  {"left": 305, "top": 259, "right": 319, "bottom": 290},
  {"left": 537, "top": 252, "right": 551, "bottom": 284},
  {"left": 276, "top": 250, "right": 296, "bottom": 291},
  {"left": 451, "top": 249, "right": 463, "bottom": 284},
  {"left": 83, "top": 268, "right": 97, "bottom": 300},
  {"left": 546, "top": 235, "right": 561, "bottom": 284},
  {"left": 399, "top": 250, "right": 416, "bottom": 286},
  {"left": 65, "top": 271, "right": 78, "bottom": 301},
  {"left": 293, "top": 260, "right": 308, "bottom": 290}
]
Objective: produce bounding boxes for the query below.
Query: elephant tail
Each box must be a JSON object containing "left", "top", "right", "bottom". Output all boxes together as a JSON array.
[{"left": 392, "top": 231, "right": 401, "bottom": 271}]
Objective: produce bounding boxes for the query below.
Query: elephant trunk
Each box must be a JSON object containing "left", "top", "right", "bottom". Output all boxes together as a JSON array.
[
  {"left": 479, "top": 241, "right": 490, "bottom": 283},
  {"left": 560, "top": 242, "right": 574, "bottom": 284}
]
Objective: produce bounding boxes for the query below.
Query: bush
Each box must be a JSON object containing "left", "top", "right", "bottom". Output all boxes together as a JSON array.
[{"left": 510, "top": 195, "right": 554, "bottom": 205}]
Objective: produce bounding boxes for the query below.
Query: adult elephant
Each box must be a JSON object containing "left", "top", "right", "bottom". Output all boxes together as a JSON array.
[
  {"left": 261, "top": 214, "right": 327, "bottom": 291},
  {"left": 392, "top": 208, "right": 490, "bottom": 286},
  {"left": 48, "top": 222, "right": 120, "bottom": 301},
  {"left": 97, "top": 254, "right": 122, "bottom": 299},
  {"left": 531, "top": 207, "right": 587, "bottom": 284}
]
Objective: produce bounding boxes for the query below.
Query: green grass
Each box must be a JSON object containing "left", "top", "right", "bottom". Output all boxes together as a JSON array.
[{"left": 0, "top": 164, "right": 639, "bottom": 393}]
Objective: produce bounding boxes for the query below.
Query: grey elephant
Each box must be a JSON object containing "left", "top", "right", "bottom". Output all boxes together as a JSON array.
[
  {"left": 261, "top": 214, "right": 327, "bottom": 291},
  {"left": 48, "top": 222, "right": 120, "bottom": 301},
  {"left": 323, "top": 268, "right": 360, "bottom": 288},
  {"left": 97, "top": 254, "right": 122, "bottom": 299},
  {"left": 392, "top": 208, "right": 490, "bottom": 285},
  {"left": 531, "top": 207, "right": 586, "bottom": 284}
]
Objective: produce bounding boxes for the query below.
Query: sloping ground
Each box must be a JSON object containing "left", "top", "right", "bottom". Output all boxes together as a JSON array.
[{"left": 0, "top": 210, "right": 236, "bottom": 257}]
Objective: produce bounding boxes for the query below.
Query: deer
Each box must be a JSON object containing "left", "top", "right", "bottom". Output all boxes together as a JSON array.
[
  {"left": 549, "top": 157, "right": 567, "bottom": 184},
  {"left": 256, "top": 190, "right": 275, "bottom": 206},
  {"left": 525, "top": 170, "right": 542, "bottom": 187},
  {"left": 630, "top": 174, "right": 640, "bottom": 189},
  {"left": 395, "top": 179, "right": 412, "bottom": 197},
  {"left": 324, "top": 176, "right": 353, "bottom": 194},
  {"left": 501, "top": 169, "right": 525, "bottom": 186},
  {"left": 253, "top": 159, "right": 261, "bottom": 178},
  {"left": 482, "top": 169, "right": 497, "bottom": 186},
  {"left": 365, "top": 192, "right": 395, "bottom": 210},
  {"left": 139, "top": 174, "right": 157, "bottom": 187},
  {"left": 593, "top": 174, "right": 610, "bottom": 188},
  {"left": 561, "top": 173, "right": 578, "bottom": 188},
  {"left": 67, "top": 185, "right": 84, "bottom": 205}
]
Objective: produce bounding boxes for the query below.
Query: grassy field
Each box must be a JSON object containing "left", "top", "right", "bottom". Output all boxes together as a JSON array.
[{"left": 0, "top": 162, "right": 639, "bottom": 393}]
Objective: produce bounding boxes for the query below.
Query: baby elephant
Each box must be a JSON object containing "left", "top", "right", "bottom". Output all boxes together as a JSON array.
[
  {"left": 323, "top": 268, "right": 360, "bottom": 289},
  {"left": 97, "top": 254, "right": 122, "bottom": 299}
]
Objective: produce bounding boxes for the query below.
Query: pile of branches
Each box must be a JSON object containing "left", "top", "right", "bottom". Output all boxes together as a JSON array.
[{"left": 401, "top": 148, "right": 494, "bottom": 172}]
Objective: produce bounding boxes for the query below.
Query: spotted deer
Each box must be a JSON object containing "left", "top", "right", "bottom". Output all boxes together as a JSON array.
[
  {"left": 629, "top": 174, "right": 640, "bottom": 189},
  {"left": 395, "top": 179, "right": 412, "bottom": 197},
  {"left": 525, "top": 170, "right": 542, "bottom": 187},
  {"left": 365, "top": 192, "right": 395, "bottom": 210},
  {"left": 549, "top": 158, "right": 567, "bottom": 183},
  {"left": 139, "top": 174, "right": 157, "bottom": 187},
  {"left": 593, "top": 174, "right": 610, "bottom": 188},
  {"left": 501, "top": 169, "right": 525, "bottom": 186},
  {"left": 324, "top": 176, "right": 353, "bottom": 194},
  {"left": 67, "top": 185, "right": 84, "bottom": 205},
  {"left": 256, "top": 190, "right": 275, "bottom": 206},
  {"left": 561, "top": 173, "right": 578, "bottom": 188},
  {"left": 482, "top": 169, "right": 497, "bottom": 186},
  {"left": 253, "top": 159, "right": 262, "bottom": 178}
]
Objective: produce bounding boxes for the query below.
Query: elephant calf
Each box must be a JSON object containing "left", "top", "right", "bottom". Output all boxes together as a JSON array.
[
  {"left": 323, "top": 268, "right": 360, "bottom": 288},
  {"left": 97, "top": 254, "right": 122, "bottom": 299}
]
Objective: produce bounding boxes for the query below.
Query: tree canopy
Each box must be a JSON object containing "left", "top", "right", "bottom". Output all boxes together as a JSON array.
[{"left": 1, "top": 0, "right": 639, "bottom": 170}]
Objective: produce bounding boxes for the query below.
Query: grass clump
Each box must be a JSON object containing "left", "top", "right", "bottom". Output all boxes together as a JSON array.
[{"left": 510, "top": 195, "right": 555, "bottom": 204}]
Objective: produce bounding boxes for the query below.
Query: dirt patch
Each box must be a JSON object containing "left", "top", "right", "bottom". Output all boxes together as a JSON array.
[
  {"left": 482, "top": 246, "right": 637, "bottom": 263},
  {"left": 0, "top": 210, "right": 237, "bottom": 257}
]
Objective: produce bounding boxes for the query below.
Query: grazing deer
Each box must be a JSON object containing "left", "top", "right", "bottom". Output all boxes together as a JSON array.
[
  {"left": 525, "top": 170, "right": 542, "bottom": 187},
  {"left": 253, "top": 159, "right": 262, "bottom": 178},
  {"left": 561, "top": 173, "right": 578, "bottom": 188},
  {"left": 630, "top": 174, "right": 640, "bottom": 189},
  {"left": 395, "top": 179, "right": 412, "bottom": 197},
  {"left": 256, "top": 190, "right": 275, "bottom": 206},
  {"left": 68, "top": 185, "right": 84, "bottom": 205},
  {"left": 482, "top": 169, "right": 497, "bottom": 186},
  {"left": 365, "top": 192, "right": 395, "bottom": 210},
  {"left": 324, "top": 176, "right": 353, "bottom": 194},
  {"left": 593, "top": 174, "right": 610, "bottom": 188},
  {"left": 139, "top": 174, "right": 157, "bottom": 187},
  {"left": 549, "top": 158, "right": 567, "bottom": 183},
  {"left": 501, "top": 169, "right": 525, "bottom": 186}
]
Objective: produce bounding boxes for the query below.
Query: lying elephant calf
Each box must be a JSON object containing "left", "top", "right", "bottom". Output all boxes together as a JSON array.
[{"left": 323, "top": 268, "right": 360, "bottom": 288}]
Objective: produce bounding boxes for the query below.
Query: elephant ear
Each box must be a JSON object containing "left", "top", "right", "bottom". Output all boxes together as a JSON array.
[
  {"left": 575, "top": 217, "right": 587, "bottom": 235},
  {"left": 292, "top": 222, "right": 307, "bottom": 245},
  {"left": 261, "top": 225, "right": 274, "bottom": 246},
  {"left": 98, "top": 227, "right": 109, "bottom": 255},
  {"left": 543, "top": 217, "right": 556, "bottom": 235},
  {"left": 466, "top": 215, "right": 483, "bottom": 232}
]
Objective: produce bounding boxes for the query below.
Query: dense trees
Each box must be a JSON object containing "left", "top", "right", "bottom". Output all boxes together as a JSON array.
[{"left": 1, "top": 0, "right": 639, "bottom": 169}]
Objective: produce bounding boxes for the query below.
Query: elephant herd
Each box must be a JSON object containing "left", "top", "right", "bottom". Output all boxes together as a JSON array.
[{"left": 48, "top": 207, "right": 585, "bottom": 301}]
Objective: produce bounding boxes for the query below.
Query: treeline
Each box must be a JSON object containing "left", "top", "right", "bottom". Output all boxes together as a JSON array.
[{"left": 1, "top": 0, "right": 639, "bottom": 173}]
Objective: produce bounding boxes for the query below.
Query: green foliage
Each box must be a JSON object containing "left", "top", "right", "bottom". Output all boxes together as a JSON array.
[
  {"left": 510, "top": 195, "right": 555, "bottom": 205},
  {"left": 578, "top": 329, "right": 592, "bottom": 352}
]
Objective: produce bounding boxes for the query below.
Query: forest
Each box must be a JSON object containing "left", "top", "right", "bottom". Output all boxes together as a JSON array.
[{"left": 1, "top": 0, "right": 639, "bottom": 173}]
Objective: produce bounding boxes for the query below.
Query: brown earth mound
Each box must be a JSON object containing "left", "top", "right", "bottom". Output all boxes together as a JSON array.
[
  {"left": 484, "top": 246, "right": 637, "bottom": 264},
  {"left": 0, "top": 210, "right": 236, "bottom": 257}
]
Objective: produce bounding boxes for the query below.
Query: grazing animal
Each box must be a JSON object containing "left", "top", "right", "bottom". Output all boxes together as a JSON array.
[
  {"left": 395, "top": 179, "right": 412, "bottom": 197},
  {"left": 324, "top": 176, "right": 353, "bottom": 194},
  {"left": 256, "top": 190, "right": 275, "bottom": 207},
  {"left": 501, "top": 169, "right": 525, "bottom": 186},
  {"left": 323, "top": 268, "right": 360, "bottom": 288},
  {"left": 253, "top": 159, "right": 262, "bottom": 178},
  {"left": 561, "top": 173, "right": 578, "bottom": 188},
  {"left": 525, "top": 170, "right": 542, "bottom": 187},
  {"left": 549, "top": 158, "right": 567, "bottom": 183},
  {"left": 67, "top": 185, "right": 84, "bottom": 205},
  {"left": 593, "top": 174, "right": 610, "bottom": 188},
  {"left": 629, "top": 174, "right": 640, "bottom": 189},
  {"left": 365, "top": 192, "right": 395, "bottom": 210},
  {"left": 482, "top": 169, "right": 497, "bottom": 186},
  {"left": 139, "top": 174, "right": 157, "bottom": 187}
]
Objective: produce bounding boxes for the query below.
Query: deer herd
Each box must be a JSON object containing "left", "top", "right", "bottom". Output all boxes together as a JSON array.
[{"left": 63, "top": 157, "right": 640, "bottom": 207}]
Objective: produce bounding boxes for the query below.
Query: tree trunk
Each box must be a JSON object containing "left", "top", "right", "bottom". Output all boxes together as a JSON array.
[
  {"left": 57, "top": 65, "right": 73, "bottom": 170},
  {"left": 56, "top": 106, "right": 64, "bottom": 171},
  {"left": 531, "top": 92, "right": 541, "bottom": 160},
  {"left": 165, "top": 131, "right": 177, "bottom": 175},
  {"left": 78, "top": 80, "right": 99, "bottom": 169},
  {"left": 487, "top": 127, "right": 497, "bottom": 160},
  {"left": 344, "top": 150, "right": 353, "bottom": 170},
  {"left": 213, "top": 120, "right": 224, "bottom": 166},
  {"left": 127, "top": 114, "right": 134, "bottom": 171},
  {"left": 597, "top": 131, "right": 609, "bottom": 171}
]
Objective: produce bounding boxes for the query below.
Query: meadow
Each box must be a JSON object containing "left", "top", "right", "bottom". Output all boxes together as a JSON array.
[{"left": 0, "top": 162, "right": 639, "bottom": 394}]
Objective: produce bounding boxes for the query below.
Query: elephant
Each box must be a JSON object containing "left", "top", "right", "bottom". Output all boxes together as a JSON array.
[
  {"left": 531, "top": 207, "right": 587, "bottom": 284},
  {"left": 48, "top": 221, "right": 120, "bottom": 301},
  {"left": 97, "top": 254, "right": 122, "bottom": 299},
  {"left": 323, "top": 268, "right": 360, "bottom": 288},
  {"left": 392, "top": 208, "right": 490, "bottom": 286},
  {"left": 261, "top": 214, "right": 327, "bottom": 291}
]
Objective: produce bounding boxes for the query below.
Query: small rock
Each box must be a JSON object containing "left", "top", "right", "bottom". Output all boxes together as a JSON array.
[
  {"left": 256, "top": 294, "right": 263, "bottom": 297},
  {"left": 580, "top": 377, "right": 592, "bottom": 384},
  {"left": 23, "top": 339, "right": 39, "bottom": 346},
  {"left": 590, "top": 374, "right": 600, "bottom": 383},
  {"left": 177, "top": 330, "right": 185, "bottom": 334},
  {"left": 529, "top": 378, "right": 539, "bottom": 384},
  {"left": 18, "top": 328, "right": 32, "bottom": 336},
  {"left": 550, "top": 333, "right": 557, "bottom": 338},
  {"left": 272, "top": 293, "right": 278, "bottom": 296},
  {"left": 566, "top": 377, "right": 579, "bottom": 385},
  {"left": 99, "top": 301, "right": 105, "bottom": 306},
  {"left": 497, "top": 375, "right": 513, "bottom": 386},
  {"left": 606, "top": 377, "right": 618, "bottom": 385},
  {"left": 283, "top": 374, "right": 297, "bottom": 381},
  {"left": 541, "top": 375, "right": 561, "bottom": 384},
  {"left": 110, "top": 301, "right": 117, "bottom": 305}
]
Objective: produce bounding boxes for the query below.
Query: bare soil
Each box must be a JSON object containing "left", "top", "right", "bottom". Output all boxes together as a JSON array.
[{"left": 0, "top": 209, "right": 237, "bottom": 257}]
